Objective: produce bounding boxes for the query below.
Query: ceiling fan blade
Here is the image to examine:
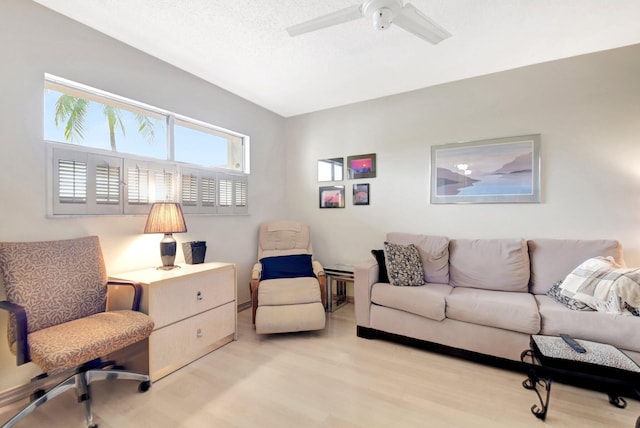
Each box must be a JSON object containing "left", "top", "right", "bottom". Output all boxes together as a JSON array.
[
  {"left": 286, "top": 5, "right": 363, "bottom": 37},
  {"left": 393, "top": 3, "right": 451, "bottom": 44}
]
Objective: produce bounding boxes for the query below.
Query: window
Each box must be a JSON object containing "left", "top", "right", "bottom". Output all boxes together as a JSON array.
[
  {"left": 174, "top": 117, "right": 245, "bottom": 170},
  {"left": 45, "top": 74, "right": 250, "bottom": 216}
]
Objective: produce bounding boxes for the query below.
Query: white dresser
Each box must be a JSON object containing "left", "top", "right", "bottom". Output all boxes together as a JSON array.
[{"left": 109, "top": 262, "right": 237, "bottom": 381}]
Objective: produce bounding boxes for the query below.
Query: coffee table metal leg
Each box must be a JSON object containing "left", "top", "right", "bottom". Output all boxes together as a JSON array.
[
  {"left": 608, "top": 395, "right": 627, "bottom": 409},
  {"left": 522, "top": 372, "right": 552, "bottom": 421}
]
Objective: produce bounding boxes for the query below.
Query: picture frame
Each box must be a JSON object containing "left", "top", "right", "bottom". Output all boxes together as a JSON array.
[
  {"left": 431, "top": 134, "right": 541, "bottom": 204},
  {"left": 353, "top": 183, "right": 370, "bottom": 205},
  {"left": 319, "top": 185, "right": 345, "bottom": 208},
  {"left": 317, "top": 157, "right": 343, "bottom": 181},
  {"left": 347, "top": 153, "right": 376, "bottom": 179}
]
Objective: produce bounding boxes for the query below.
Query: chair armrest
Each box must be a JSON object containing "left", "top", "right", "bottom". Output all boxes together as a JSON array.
[
  {"left": 312, "top": 261, "right": 326, "bottom": 307},
  {"left": 0, "top": 300, "right": 30, "bottom": 365},
  {"left": 354, "top": 259, "right": 379, "bottom": 328},
  {"left": 251, "top": 262, "right": 262, "bottom": 281},
  {"left": 250, "top": 262, "right": 262, "bottom": 324},
  {"left": 312, "top": 260, "right": 324, "bottom": 277},
  {"left": 107, "top": 280, "right": 143, "bottom": 312}
]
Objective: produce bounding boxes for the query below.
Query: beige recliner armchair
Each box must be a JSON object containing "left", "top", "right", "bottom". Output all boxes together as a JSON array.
[{"left": 251, "top": 221, "right": 326, "bottom": 334}]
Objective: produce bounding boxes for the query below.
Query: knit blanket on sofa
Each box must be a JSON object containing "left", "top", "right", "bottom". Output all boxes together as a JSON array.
[{"left": 559, "top": 256, "right": 640, "bottom": 316}]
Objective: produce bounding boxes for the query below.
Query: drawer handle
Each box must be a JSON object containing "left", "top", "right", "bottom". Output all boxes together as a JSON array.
[
  {"left": 196, "top": 291, "right": 203, "bottom": 301},
  {"left": 196, "top": 328, "right": 203, "bottom": 338}
]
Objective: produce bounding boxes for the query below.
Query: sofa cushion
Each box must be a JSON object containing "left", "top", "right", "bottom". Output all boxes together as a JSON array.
[
  {"left": 449, "top": 239, "right": 529, "bottom": 292},
  {"left": 535, "top": 295, "right": 640, "bottom": 353},
  {"left": 371, "top": 283, "right": 452, "bottom": 321},
  {"left": 386, "top": 233, "right": 449, "bottom": 283},
  {"left": 445, "top": 287, "right": 541, "bottom": 334},
  {"left": 528, "top": 239, "right": 624, "bottom": 295},
  {"left": 384, "top": 242, "right": 425, "bottom": 286}
]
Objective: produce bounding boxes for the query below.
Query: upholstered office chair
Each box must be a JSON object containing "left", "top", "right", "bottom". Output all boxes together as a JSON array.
[
  {"left": 251, "top": 221, "right": 326, "bottom": 334},
  {"left": 0, "top": 236, "right": 154, "bottom": 428}
]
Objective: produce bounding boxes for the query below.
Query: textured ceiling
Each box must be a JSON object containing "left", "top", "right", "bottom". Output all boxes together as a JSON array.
[{"left": 33, "top": 0, "right": 640, "bottom": 117}]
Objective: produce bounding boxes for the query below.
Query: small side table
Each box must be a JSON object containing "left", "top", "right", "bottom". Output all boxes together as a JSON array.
[{"left": 323, "top": 264, "right": 354, "bottom": 312}]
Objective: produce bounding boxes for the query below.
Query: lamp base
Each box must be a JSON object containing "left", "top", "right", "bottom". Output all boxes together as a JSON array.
[
  {"left": 158, "top": 233, "right": 180, "bottom": 270},
  {"left": 156, "top": 265, "right": 181, "bottom": 271}
]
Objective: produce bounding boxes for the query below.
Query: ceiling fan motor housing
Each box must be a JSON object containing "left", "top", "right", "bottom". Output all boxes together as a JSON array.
[
  {"left": 363, "top": 0, "right": 402, "bottom": 31},
  {"left": 373, "top": 8, "right": 393, "bottom": 30}
]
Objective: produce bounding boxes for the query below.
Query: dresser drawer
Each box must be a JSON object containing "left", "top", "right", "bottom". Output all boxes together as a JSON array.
[
  {"left": 146, "top": 265, "right": 235, "bottom": 328},
  {"left": 148, "top": 301, "right": 236, "bottom": 381}
]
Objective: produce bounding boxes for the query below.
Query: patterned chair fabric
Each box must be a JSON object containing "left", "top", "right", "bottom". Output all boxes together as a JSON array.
[{"left": 0, "top": 236, "right": 154, "bottom": 373}]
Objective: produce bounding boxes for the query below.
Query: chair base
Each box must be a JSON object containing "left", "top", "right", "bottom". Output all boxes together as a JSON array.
[{"left": 1, "top": 367, "right": 151, "bottom": 428}]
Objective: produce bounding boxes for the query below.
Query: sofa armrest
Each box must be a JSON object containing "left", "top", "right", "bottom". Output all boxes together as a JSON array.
[{"left": 354, "top": 259, "right": 380, "bottom": 328}]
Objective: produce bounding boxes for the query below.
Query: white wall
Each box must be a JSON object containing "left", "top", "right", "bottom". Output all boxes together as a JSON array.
[
  {"left": 285, "top": 44, "right": 640, "bottom": 270},
  {"left": 0, "top": 0, "right": 286, "bottom": 389}
]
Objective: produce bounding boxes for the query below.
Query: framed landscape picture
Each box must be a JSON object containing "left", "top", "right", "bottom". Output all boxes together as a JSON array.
[
  {"left": 347, "top": 153, "right": 376, "bottom": 179},
  {"left": 319, "top": 185, "right": 345, "bottom": 208},
  {"left": 431, "top": 134, "right": 541, "bottom": 204}
]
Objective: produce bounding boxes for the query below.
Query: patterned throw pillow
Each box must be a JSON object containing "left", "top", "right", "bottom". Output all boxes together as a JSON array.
[
  {"left": 384, "top": 242, "right": 425, "bottom": 287},
  {"left": 546, "top": 280, "right": 594, "bottom": 311}
]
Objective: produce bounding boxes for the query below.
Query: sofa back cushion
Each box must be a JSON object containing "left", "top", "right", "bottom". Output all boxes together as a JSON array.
[
  {"left": 386, "top": 233, "right": 449, "bottom": 284},
  {"left": 528, "top": 239, "right": 624, "bottom": 295},
  {"left": 449, "top": 239, "right": 529, "bottom": 292}
]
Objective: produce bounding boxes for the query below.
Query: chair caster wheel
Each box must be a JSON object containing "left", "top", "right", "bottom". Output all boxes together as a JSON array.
[{"left": 139, "top": 380, "right": 151, "bottom": 393}]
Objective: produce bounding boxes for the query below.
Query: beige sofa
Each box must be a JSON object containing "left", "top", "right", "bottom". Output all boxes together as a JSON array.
[{"left": 355, "top": 233, "right": 640, "bottom": 366}]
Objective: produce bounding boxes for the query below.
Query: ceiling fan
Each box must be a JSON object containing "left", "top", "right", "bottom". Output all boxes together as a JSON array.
[{"left": 286, "top": 0, "right": 451, "bottom": 44}]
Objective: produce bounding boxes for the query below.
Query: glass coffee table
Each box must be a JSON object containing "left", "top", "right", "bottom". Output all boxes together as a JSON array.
[{"left": 521, "top": 335, "right": 640, "bottom": 420}]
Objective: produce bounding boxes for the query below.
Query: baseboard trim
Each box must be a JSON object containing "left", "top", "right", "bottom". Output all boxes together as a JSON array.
[
  {"left": 237, "top": 301, "right": 251, "bottom": 312},
  {"left": 0, "top": 369, "right": 72, "bottom": 409}
]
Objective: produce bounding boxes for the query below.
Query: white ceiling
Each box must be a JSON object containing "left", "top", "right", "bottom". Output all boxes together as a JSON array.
[{"left": 33, "top": 0, "right": 640, "bottom": 117}]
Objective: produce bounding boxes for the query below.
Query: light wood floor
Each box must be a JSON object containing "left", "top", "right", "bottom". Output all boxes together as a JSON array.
[{"left": 1, "top": 304, "right": 638, "bottom": 427}]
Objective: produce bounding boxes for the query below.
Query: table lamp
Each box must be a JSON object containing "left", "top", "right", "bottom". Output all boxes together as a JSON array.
[{"left": 144, "top": 202, "right": 187, "bottom": 270}]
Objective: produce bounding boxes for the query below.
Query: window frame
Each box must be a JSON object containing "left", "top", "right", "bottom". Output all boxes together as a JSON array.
[{"left": 45, "top": 74, "right": 250, "bottom": 217}]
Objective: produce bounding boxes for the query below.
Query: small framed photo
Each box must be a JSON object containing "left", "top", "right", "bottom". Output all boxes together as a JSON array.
[
  {"left": 353, "top": 183, "right": 369, "bottom": 205},
  {"left": 319, "top": 185, "right": 345, "bottom": 208},
  {"left": 347, "top": 153, "right": 376, "bottom": 179},
  {"left": 317, "top": 157, "right": 343, "bottom": 182}
]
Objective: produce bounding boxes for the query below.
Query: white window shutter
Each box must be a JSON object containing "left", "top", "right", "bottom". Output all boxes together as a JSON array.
[{"left": 234, "top": 178, "right": 248, "bottom": 214}]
